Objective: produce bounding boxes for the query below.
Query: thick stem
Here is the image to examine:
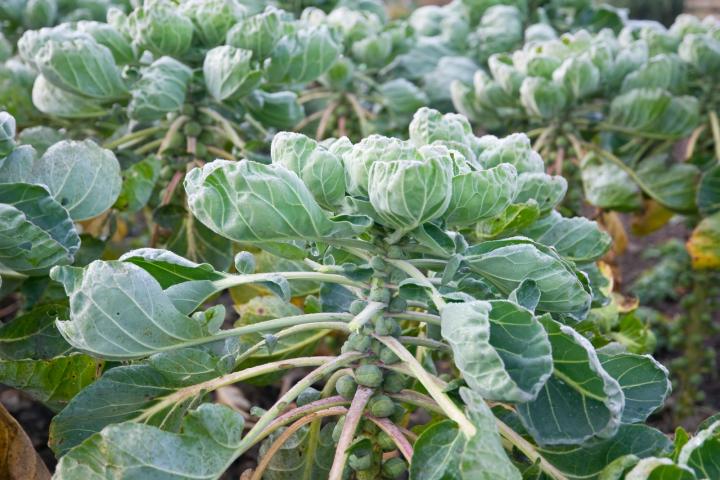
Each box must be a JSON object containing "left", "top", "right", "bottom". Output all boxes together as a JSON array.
[
  {"left": 388, "top": 390, "right": 444, "bottom": 415},
  {"left": 158, "top": 115, "right": 189, "bottom": 154},
  {"left": 390, "top": 311, "right": 441, "bottom": 326},
  {"left": 398, "top": 336, "right": 449, "bottom": 352},
  {"left": 213, "top": 271, "right": 367, "bottom": 290},
  {"left": 199, "top": 107, "right": 245, "bottom": 149},
  {"left": 347, "top": 301, "right": 386, "bottom": 332},
  {"left": 328, "top": 386, "right": 375, "bottom": 480},
  {"left": 376, "top": 336, "right": 476, "bottom": 437},
  {"left": 103, "top": 125, "right": 165, "bottom": 149},
  {"left": 215, "top": 313, "right": 354, "bottom": 342},
  {"left": 384, "top": 258, "right": 446, "bottom": 310},
  {"left": 709, "top": 111, "right": 720, "bottom": 161},
  {"left": 232, "top": 353, "right": 363, "bottom": 460},
  {"left": 251, "top": 407, "right": 348, "bottom": 480}
]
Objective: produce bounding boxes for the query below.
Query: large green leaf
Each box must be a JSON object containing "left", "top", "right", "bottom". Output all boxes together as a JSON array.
[
  {"left": 608, "top": 88, "right": 700, "bottom": 138},
  {"left": 50, "top": 340, "right": 238, "bottom": 454},
  {"left": 185, "top": 159, "right": 368, "bottom": 244},
  {"left": 444, "top": 164, "right": 518, "bottom": 227},
  {"left": 697, "top": 164, "right": 720, "bottom": 216},
  {"left": 514, "top": 172, "right": 567, "bottom": 214},
  {"left": 265, "top": 26, "right": 341, "bottom": 84},
  {"left": 597, "top": 351, "right": 670, "bottom": 423},
  {"left": 0, "top": 304, "right": 72, "bottom": 360},
  {"left": 203, "top": 45, "right": 261, "bottom": 101},
  {"left": 410, "top": 420, "right": 463, "bottom": 480},
  {"left": 466, "top": 238, "right": 592, "bottom": 319},
  {"left": 441, "top": 300, "right": 552, "bottom": 402},
  {"left": 54, "top": 403, "right": 244, "bottom": 479},
  {"left": 50, "top": 260, "right": 224, "bottom": 359},
  {"left": 519, "top": 211, "right": 611, "bottom": 263},
  {"left": 0, "top": 182, "right": 80, "bottom": 275},
  {"left": 118, "top": 248, "right": 224, "bottom": 289},
  {"left": 633, "top": 155, "right": 699, "bottom": 214},
  {"left": 246, "top": 90, "right": 305, "bottom": 130},
  {"left": 517, "top": 317, "right": 624, "bottom": 445},
  {"left": 625, "top": 458, "right": 696, "bottom": 480},
  {"left": 0, "top": 354, "right": 101, "bottom": 411},
  {"left": 30, "top": 140, "right": 121, "bottom": 221},
  {"left": 166, "top": 213, "right": 233, "bottom": 272},
  {"left": 128, "top": 56, "right": 193, "bottom": 122},
  {"left": 32, "top": 74, "right": 106, "bottom": 119},
  {"left": 258, "top": 421, "right": 337, "bottom": 479},
  {"left": 115, "top": 155, "right": 160, "bottom": 213},
  {"left": 540, "top": 424, "right": 672, "bottom": 480},
  {"left": 678, "top": 421, "right": 720, "bottom": 479},
  {"left": 580, "top": 153, "right": 643, "bottom": 212}
]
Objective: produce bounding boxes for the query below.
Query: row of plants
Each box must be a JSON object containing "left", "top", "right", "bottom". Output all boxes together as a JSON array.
[{"left": 0, "top": 0, "right": 719, "bottom": 479}]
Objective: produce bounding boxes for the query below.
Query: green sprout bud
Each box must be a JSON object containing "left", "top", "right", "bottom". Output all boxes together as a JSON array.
[
  {"left": 296, "top": 387, "right": 321, "bottom": 407},
  {"left": 369, "top": 395, "right": 395, "bottom": 418},
  {"left": 382, "top": 371, "right": 407, "bottom": 393},
  {"left": 336, "top": 375, "right": 358, "bottom": 400},
  {"left": 382, "top": 457, "right": 407, "bottom": 478},
  {"left": 369, "top": 256, "right": 387, "bottom": 271},
  {"left": 355, "top": 365, "right": 383, "bottom": 388},
  {"left": 377, "top": 431, "right": 395, "bottom": 451},
  {"left": 349, "top": 451, "right": 374, "bottom": 471},
  {"left": 183, "top": 122, "right": 202, "bottom": 137},
  {"left": 388, "top": 297, "right": 407, "bottom": 313},
  {"left": 379, "top": 346, "right": 400, "bottom": 365},
  {"left": 374, "top": 317, "right": 397, "bottom": 336},
  {"left": 347, "top": 333, "right": 372, "bottom": 352},
  {"left": 350, "top": 299, "right": 368, "bottom": 315}
]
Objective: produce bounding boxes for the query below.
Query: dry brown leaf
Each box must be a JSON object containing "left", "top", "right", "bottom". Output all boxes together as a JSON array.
[
  {"left": 0, "top": 403, "right": 50, "bottom": 480},
  {"left": 631, "top": 200, "right": 674, "bottom": 236}
]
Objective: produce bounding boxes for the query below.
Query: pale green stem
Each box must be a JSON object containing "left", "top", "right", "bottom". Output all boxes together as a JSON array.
[
  {"left": 233, "top": 322, "right": 351, "bottom": 367},
  {"left": 328, "top": 386, "right": 375, "bottom": 480},
  {"left": 230, "top": 352, "right": 363, "bottom": 462},
  {"left": 0, "top": 268, "right": 28, "bottom": 280},
  {"left": 213, "top": 313, "right": 353, "bottom": 342},
  {"left": 496, "top": 420, "right": 568, "bottom": 480},
  {"left": 213, "top": 271, "right": 367, "bottom": 291},
  {"left": 347, "top": 301, "right": 386, "bottom": 332},
  {"left": 709, "top": 111, "right": 720, "bottom": 162},
  {"left": 103, "top": 125, "right": 166, "bottom": 149},
  {"left": 244, "top": 113, "right": 269, "bottom": 137},
  {"left": 199, "top": 107, "right": 246, "bottom": 149},
  {"left": 135, "top": 138, "right": 163, "bottom": 154},
  {"left": 136, "top": 356, "right": 336, "bottom": 423},
  {"left": 158, "top": 115, "right": 189, "bottom": 154},
  {"left": 390, "top": 311, "right": 441, "bottom": 326},
  {"left": 376, "top": 336, "right": 476, "bottom": 437},
  {"left": 384, "top": 258, "right": 446, "bottom": 310},
  {"left": 398, "top": 336, "right": 449, "bottom": 352}
]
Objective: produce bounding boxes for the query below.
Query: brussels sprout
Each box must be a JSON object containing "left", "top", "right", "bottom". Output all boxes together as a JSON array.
[
  {"left": 348, "top": 451, "right": 373, "bottom": 471},
  {"left": 368, "top": 395, "right": 395, "bottom": 417},
  {"left": 0, "top": 112, "right": 16, "bottom": 158},
  {"left": 234, "top": 251, "right": 256, "bottom": 274},
  {"left": 379, "top": 346, "right": 399, "bottom": 365},
  {"left": 180, "top": 0, "right": 246, "bottom": 47},
  {"left": 128, "top": 0, "right": 194, "bottom": 58},
  {"left": 377, "top": 431, "right": 395, "bottom": 451},
  {"left": 382, "top": 371, "right": 406, "bottom": 393},
  {"left": 346, "top": 333, "right": 372, "bottom": 353},
  {"left": 128, "top": 56, "right": 192, "bottom": 121},
  {"left": 296, "top": 387, "right": 321, "bottom": 406},
  {"left": 382, "top": 457, "right": 407, "bottom": 478},
  {"left": 335, "top": 374, "right": 357, "bottom": 400},
  {"left": 374, "top": 317, "right": 396, "bottom": 336},
  {"left": 35, "top": 37, "right": 128, "bottom": 100},
  {"left": 355, "top": 364, "right": 383, "bottom": 387},
  {"left": 367, "top": 145, "right": 454, "bottom": 231},
  {"left": 203, "top": 45, "right": 261, "bottom": 102},
  {"left": 519, "top": 77, "right": 568, "bottom": 119}
]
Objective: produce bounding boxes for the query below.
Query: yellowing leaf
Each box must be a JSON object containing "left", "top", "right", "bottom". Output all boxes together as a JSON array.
[
  {"left": 687, "top": 212, "right": 720, "bottom": 269},
  {"left": 631, "top": 200, "right": 674, "bottom": 236}
]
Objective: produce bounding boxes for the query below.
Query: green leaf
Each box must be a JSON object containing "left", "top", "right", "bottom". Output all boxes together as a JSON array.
[
  {"left": 553, "top": 56, "right": 600, "bottom": 100},
  {"left": 598, "top": 351, "right": 670, "bottom": 423},
  {"left": 519, "top": 211, "right": 612, "bottom": 263},
  {"left": 687, "top": 211, "right": 720, "bottom": 269},
  {"left": 35, "top": 37, "right": 127, "bottom": 100},
  {"left": 459, "top": 387, "right": 522, "bottom": 479},
  {"left": 185, "top": 159, "right": 368, "bottom": 244},
  {"left": 115, "top": 155, "right": 161, "bottom": 213},
  {"left": 128, "top": 56, "right": 193, "bottom": 122},
  {"left": 259, "top": 421, "right": 337, "bottom": 479},
  {"left": 580, "top": 152, "right": 643, "bottom": 211},
  {"left": 410, "top": 420, "right": 463, "bottom": 480},
  {"left": 265, "top": 26, "right": 341, "bottom": 84},
  {"left": 0, "top": 354, "right": 101, "bottom": 411},
  {"left": 520, "top": 76, "right": 568, "bottom": 119},
  {"left": 50, "top": 260, "right": 223, "bottom": 359},
  {"left": 380, "top": 78, "right": 429, "bottom": 115},
  {"left": 633, "top": 155, "right": 699, "bottom": 213},
  {"left": 32, "top": 74, "right": 106, "bottom": 119},
  {"left": 477, "top": 133, "right": 544, "bottom": 174},
  {"left": 441, "top": 300, "right": 552, "bottom": 402},
  {"left": 697, "top": 164, "right": 720, "bottom": 216},
  {"left": 466, "top": 238, "right": 592, "bottom": 319},
  {"left": 203, "top": 45, "right": 261, "bottom": 101},
  {"left": 444, "top": 164, "right": 518, "bottom": 227},
  {"left": 180, "top": 0, "right": 247, "bottom": 48},
  {"left": 127, "top": 0, "right": 194, "bottom": 58},
  {"left": 30, "top": 139, "right": 122, "bottom": 221},
  {"left": 514, "top": 172, "right": 567, "bottom": 214},
  {"left": 621, "top": 54, "right": 687, "bottom": 94},
  {"left": 17, "top": 126, "right": 63, "bottom": 156},
  {"left": 0, "top": 182, "right": 80, "bottom": 275},
  {"left": 0, "top": 304, "right": 71, "bottom": 360},
  {"left": 540, "top": 424, "right": 672, "bottom": 480},
  {"left": 0, "top": 112, "right": 15, "bottom": 157},
  {"left": 166, "top": 213, "right": 233, "bottom": 272},
  {"left": 75, "top": 20, "right": 135, "bottom": 65},
  {"left": 246, "top": 90, "right": 305, "bottom": 130},
  {"left": 54, "top": 403, "right": 244, "bottom": 479},
  {"left": 517, "top": 317, "right": 624, "bottom": 445},
  {"left": 608, "top": 88, "right": 700, "bottom": 138},
  {"left": 226, "top": 5, "right": 288, "bottom": 59},
  {"left": 678, "top": 421, "right": 720, "bottom": 479},
  {"left": 368, "top": 146, "right": 454, "bottom": 231},
  {"left": 475, "top": 201, "right": 541, "bottom": 238},
  {"left": 625, "top": 458, "right": 696, "bottom": 480},
  {"left": 50, "top": 340, "right": 238, "bottom": 454},
  {"left": 118, "top": 248, "right": 224, "bottom": 288},
  {"left": 343, "top": 136, "right": 419, "bottom": 197}
]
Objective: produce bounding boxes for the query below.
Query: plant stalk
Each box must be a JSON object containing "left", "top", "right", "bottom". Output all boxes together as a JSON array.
[{"left": 328, "top": 386, "right": 375, "bottom": 480}]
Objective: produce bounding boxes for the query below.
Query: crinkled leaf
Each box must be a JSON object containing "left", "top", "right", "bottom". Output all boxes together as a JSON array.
[
  {"left": 54, "top": 403, "right": 244, "bottom": 479},
  {"left": 514, "top": 172, "right": 567, "bottom": 214},
  {"left": 441, "top": 300, "right": 552, "bottom": 402},
  {"left": 444, "top": 164, "right": 518, "bottom": 227},
  {"left": 517, "top": 317, "right": 624, "bottom": 445}
]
